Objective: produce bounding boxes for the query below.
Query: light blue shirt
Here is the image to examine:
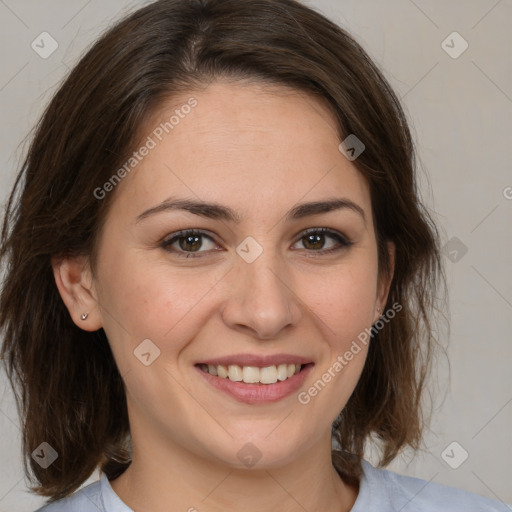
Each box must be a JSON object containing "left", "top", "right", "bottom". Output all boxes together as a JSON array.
[{"left": 34, "top": 459, "right": 511, "bottom": 511}]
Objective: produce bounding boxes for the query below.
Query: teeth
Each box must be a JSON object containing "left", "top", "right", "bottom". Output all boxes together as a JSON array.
[
  {"left": 242, "top": 366, "right": 260, "bottom": 384},
  {"left": 201, "top": 363, "right": 303, "bottom": 384},
  {"left": 217, "top": 364, "right": 228, "bottom": 378},
  {"left": 260, "top": 366, "right": 278, "bottom": 384},
  {"left": 277, "top": 364, "right": 288, "bottom": 381},
  {"left": 228, "top": 365, "right": 243, "bottom": 381}
]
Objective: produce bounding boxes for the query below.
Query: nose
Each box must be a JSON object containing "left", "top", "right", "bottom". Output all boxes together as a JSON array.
[{"left": 221, "top": 250, "right": 302, "bottom": 340}]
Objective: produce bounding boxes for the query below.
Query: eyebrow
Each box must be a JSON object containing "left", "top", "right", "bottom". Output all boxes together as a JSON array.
[{"left": 136, "top": 196, "right": 366, "bottom": 224}]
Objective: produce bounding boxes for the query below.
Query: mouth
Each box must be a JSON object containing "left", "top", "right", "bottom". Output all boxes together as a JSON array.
[
  {"left": 194, "top": 356, "right": 314, "bottom": 404},
  {"left": 197, "top": 362, "right": 306, "bottom": 384}
]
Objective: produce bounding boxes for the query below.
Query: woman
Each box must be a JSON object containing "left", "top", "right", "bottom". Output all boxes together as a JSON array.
[{"left": 0, "top": 0, "right": 507, "bottom": 510}]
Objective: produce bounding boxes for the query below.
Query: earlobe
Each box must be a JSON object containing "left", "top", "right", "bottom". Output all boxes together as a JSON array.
[{"left": 51, "top": 256, "right": 102, "bottom": 331}]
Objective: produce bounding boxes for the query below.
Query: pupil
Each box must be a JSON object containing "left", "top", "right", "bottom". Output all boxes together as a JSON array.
[
  {"left": 305, "top": 234, "right": 323, "bottom": 250},
  {"left": 180, "top": 235, "right": 201, "bottom": 251}
]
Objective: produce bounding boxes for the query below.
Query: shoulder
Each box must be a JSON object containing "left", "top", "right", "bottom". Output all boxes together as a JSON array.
[
  {"left": 32, "top": 478, "right": 104, "bottom": 512},
  {"left": 357, "top": 459, "right": 511, "bottom": 511}
]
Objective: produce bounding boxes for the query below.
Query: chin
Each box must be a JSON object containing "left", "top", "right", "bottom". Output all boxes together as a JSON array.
[{"left": 199, "top": 426, "right": 314, "bottom": 470}]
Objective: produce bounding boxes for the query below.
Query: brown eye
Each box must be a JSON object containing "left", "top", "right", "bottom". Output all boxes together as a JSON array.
[
  {"left": 178, "top": 234, "right": 202, "bottom": 252},
  {"left": 293, "top": 228, "right": 352, "bottom": 254},
  {"left": 161, "top": 230, "right": 219, "bottom": 258}
]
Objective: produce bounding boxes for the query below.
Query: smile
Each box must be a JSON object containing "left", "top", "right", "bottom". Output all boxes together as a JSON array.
[
  {"left": 195, "top": 356, "right": 314, "bottom": 404},
  {"left": 198, "top": 363, "right": 302, "bottom": 384}
]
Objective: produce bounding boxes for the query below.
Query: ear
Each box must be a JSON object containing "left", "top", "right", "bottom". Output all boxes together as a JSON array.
[
  {"left": 51, "top": 255, "right": 103, "bottom": 331},
  {"left": 374, "top": 241, "right": 395, "bottom": 323}
]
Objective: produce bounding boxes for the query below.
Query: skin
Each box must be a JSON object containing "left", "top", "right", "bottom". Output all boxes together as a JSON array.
[{"left": 53, "top": 80, "right": 394, "bottom": 512}]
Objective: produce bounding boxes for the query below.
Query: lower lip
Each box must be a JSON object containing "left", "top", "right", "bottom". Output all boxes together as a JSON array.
[{"left": 196, "top": 364, "right": 314, "bottom": 404}]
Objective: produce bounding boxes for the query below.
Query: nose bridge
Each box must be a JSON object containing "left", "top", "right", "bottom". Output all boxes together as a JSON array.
[
  {"left": 222, "top": 237, "right": 299, "bottom": 338},
  {"left": 244, "top": 246, "right": 286, "bottom": 300}
]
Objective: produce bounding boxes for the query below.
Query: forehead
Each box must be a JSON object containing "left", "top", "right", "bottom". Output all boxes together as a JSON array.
[{"left": 106, "top": 80, "right": 372, "bottom": 224}]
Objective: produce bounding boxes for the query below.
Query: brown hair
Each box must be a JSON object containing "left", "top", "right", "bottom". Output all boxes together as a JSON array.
[{"left": 0, "top": 0, "right": 445, "bottom": 502}]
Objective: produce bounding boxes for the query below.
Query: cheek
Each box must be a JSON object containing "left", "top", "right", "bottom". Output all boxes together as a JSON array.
[
  {"left": 298, "top": 256, "right": 377, "bottom": 411},
  {"left": 298, "top": 290, "right": 373, "bottom": 426},
  {"left": 95, "top": 249, "right": 224, "bottom": 364},
  {"left": 307, "top": 259, "right": 379, "bottom": 344}
]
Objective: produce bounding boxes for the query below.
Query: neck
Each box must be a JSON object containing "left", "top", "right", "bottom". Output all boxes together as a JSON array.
[{"left": 110, "top": 430, "right": 359, "bottom": 512}]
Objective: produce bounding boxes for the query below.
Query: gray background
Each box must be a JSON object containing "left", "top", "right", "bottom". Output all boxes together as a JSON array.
[{"left": 0, "top": 0, "right": 511, "bottom": 510}]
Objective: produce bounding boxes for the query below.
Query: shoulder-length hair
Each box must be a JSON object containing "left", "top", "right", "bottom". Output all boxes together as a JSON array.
[{"left": 0, "top": 0, "right": 445, "bottom": 502}]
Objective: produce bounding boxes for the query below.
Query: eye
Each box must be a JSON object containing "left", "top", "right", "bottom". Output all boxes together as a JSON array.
[
  {"left": 160, "top": 227, "right": 352, "bottom": 259},
  {"left": 292, "top": 228, "right": 352, "bottom": 254},
  {"left": 160, "top": 229, "right": 220, "bottom": 258}
]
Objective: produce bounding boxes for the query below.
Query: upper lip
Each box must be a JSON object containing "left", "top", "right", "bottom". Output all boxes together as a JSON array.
[{"left": 196, "top": 353, "right": 313, "bottom": 367}]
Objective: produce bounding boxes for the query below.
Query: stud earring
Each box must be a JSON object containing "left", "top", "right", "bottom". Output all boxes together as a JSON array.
[
  {"left": 81, "top": 313, "right": 89, "bottom": 320},
  {"left": 377, "top": 307, "right": 382, "bottom": 313}
]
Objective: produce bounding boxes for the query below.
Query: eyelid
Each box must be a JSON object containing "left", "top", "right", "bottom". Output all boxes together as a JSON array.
[
  {"left": 160, "top": 229, "right": 220, "bottom": 253},
  {"left": 297, "top": 227, "right": 352, "bottom": 246}
]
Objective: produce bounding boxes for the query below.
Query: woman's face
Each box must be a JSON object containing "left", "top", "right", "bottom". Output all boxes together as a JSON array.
[{"left": 85, "top": 81, "right": 392, "bottom": 468}]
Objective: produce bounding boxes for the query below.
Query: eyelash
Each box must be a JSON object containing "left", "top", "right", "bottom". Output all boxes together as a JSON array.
[{"left": 160, "top": 227, "right": 353, "bottom": 259}]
